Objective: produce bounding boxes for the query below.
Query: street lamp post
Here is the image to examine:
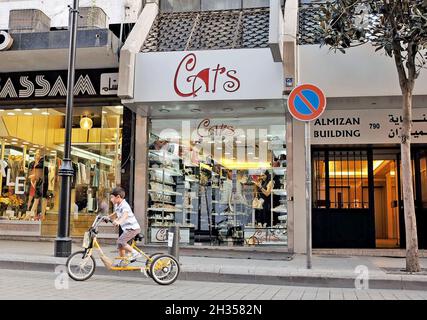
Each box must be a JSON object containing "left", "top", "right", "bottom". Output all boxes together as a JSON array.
[{"left": 54, "top": 0, "right": 79, "bottom": 257}]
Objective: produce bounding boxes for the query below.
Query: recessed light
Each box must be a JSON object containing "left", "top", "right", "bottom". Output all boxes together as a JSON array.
[
  {"left": 255, "top": 107, "right": 266, "bottom": 111},
  {"left": 223, "top": 107, "right": 233, "bottom": 112},
  {"left": 102, "top": 111, "right": 108, "bottom": 114},
  {"left": 32, "top": 108, "right": 40, "bottom": 111},
  {"left": 24, "top": 112, "right": 32, "bottom": 116},
  {"left": 248, "top": 152, "right": 254, "bottom": 155},
  {"left": 115, "top": 106, "right": 123, "bottom": 109},
  {"left": 14, "top": 108, "right": 22, "bottom": 111},
  {"left": 224, "top": 152, "right": 231, "bottom": 155},
  {"left": 41, "top": 112, "right": 50, "bottom": 115},
  {"left": 0, "top": 109, "right": 4, "bottom": 112},
  {"left": 33, "top": 145, "right": 39, "bottom": 148},
  {"left": 7, "top": 112, "right": 15, "bottom": 116},
  {"left": 23, "top": 142, "right": 29, "bottom": 145},
  {"left": 191, "top": 108, "right": 201, "bottom": 113},
  {"left": 11, "top": 142, "right": 17, "bottom": 145},
  {"left": 11, "top": 138, "right": 18, "bottom": 141},
  {"left": 216, "top": 147, "right": 222, "bottom": 150}
]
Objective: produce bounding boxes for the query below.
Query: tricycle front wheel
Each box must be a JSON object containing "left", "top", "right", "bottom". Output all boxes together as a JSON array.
[{"left": 66, "top": 250, "right": 96, "bottom": 281}]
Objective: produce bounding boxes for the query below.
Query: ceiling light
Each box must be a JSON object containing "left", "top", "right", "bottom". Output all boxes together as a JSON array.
[
  {"left": 115, "top": 106, "right": 123, "bottom": 109},
  {"left": 11, "top": 138, "right": 18, "bottom": 141},
  {"left": 0, "top": 109, "right": 4, "bottom": 112},
  {"left": 41, "top": 112, "right": 50, "bottom": 115},
  {"left": 14, "top": 108, "right": 22, "bottom": 111},
  {"left": 7, "top": 112, "right": 15, "bottom": 116},
  {"left": 23, "top": 142, "right": 29, "bottom": 145},
  {"left": 248, "top": 152, "right": 254, "bottom": 155},
  {"left": 24, "top": 112, "right": 32, "bottom": 116},
  {"left": 33, "top": 145, "right": 39, "bottom": 148},
  {"left": 32, "top": 108, "right": 40, "bottom": 111},
  {"left": 80, "top": 116, "right": 93, "bottom": 130},
  {"left": 11, "top": 142, "right": 17, "bottom": 145},
  {"left": 102, "top": 111, "right": 108, "bottom": 114}
]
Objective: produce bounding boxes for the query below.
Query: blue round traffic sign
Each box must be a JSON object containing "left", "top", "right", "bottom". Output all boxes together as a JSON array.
[{"left": 287, "top": 84, "right": 326, "bottom": 121}]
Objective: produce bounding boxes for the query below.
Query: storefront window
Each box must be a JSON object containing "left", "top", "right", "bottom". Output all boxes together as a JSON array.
[
  {"left": 148, "top": 117, "right": 287, "bottom": 246},
  {"left": 0, "top": 106, "right": 123, "bottom": 236}
]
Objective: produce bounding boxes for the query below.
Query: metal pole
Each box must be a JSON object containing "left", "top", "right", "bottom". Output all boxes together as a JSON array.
[
  {"left": 305, "top": 121, "right": 312, "bottom": 269},
  {"left": 54, "top": 0, "right": 79, "bottom": 257}
]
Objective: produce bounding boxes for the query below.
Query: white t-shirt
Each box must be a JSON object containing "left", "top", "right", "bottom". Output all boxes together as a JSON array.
[{"left": 114, "top": 200, "right": 140, "bottom": 231}]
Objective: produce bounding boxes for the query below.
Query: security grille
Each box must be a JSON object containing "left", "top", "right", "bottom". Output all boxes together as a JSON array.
[{"left": 141, "top": 7, "right": 270, "bottom": 52}]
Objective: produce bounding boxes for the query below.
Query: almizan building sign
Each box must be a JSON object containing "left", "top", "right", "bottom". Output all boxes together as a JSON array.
[{"left": 0, "top": 69, "right": 118, "bottom": 100}]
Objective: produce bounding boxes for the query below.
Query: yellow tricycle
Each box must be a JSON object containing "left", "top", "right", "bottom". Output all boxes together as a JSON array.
[{"left": 66, "top": 214, "right": 180, "bottom": 285}]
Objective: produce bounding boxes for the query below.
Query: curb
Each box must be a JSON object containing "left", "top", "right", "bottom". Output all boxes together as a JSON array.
[{"left": 1, "top": 259, "right": 426, "bottom": 291}]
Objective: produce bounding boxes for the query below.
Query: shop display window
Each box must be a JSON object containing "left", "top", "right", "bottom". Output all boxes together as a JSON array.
[
  {"left": 148, "top": 117, "right": 287, "bottom": 247},
  {"left": 0, "top": 106, "right": 123, "bottom": 236}
]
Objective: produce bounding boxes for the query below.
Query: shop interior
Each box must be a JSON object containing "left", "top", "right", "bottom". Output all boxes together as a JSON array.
[
  {"left": 148, "top": 116, "right": 287, "bottom": 247},
  {"left": 0, "top": 106, "right": 123, "bottom": 236}
]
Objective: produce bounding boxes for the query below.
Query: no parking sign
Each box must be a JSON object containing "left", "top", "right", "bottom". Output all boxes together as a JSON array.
[{"left": 287, "top": 84, "right": 326, "bottom": 121}]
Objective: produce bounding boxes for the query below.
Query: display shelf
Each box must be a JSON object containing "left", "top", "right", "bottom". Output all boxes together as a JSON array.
[
  {"left": 150, "top": 200, "right": 176, "bottom": 205},
  {"left": 150, "top": 179, "right": 176, "bottom": 186},
  {"left": 149, "top": 167, "right": 182, "bottom": 176},
  {"left": 148, "top": 207, "right": 182, "bottom": 213},
  {"left": 272, "top": 208, "right": 288, "bottom": 213},
  {"left": 149, "top": 216, "right": 175, "bottom": 220},
  {"left": 272, "top": 189, "right": 287, "bottom": 196},
  {"left": 272, "top": 168, "right": 287, "bottom": 175},
  {"left": 148, "top": 189, "right": 182, "bottom": 196},
  {"left": 185, "top": 176, "right": 199, "bottom": 182},
  {"left": 149, "top": 149, "right": 181, "bottom": 160}
]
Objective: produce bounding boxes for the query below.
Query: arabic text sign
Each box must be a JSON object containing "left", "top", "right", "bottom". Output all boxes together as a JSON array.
[{"left": 311, "top": 109, "right": 427, "bottom": 145}]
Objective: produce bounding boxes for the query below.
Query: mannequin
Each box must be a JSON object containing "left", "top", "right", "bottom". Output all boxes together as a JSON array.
[
  {"left": 27, "top": 150, "right": 48, "bottom": 221},
  {"left": 87, "top": 158, "right": 99, "bottom": 212}
]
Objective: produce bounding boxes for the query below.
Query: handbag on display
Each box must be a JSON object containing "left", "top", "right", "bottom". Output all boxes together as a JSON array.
[{"left": 252, "top": 190, "right": 264, "bottom": 209}]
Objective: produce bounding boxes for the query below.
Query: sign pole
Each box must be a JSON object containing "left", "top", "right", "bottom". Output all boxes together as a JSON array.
[
  {"left": 287, "top": 83, "right": 327, "bottom": 270},
  {"left": 305, "top": 121, "right": 312, "bottom": 269}
]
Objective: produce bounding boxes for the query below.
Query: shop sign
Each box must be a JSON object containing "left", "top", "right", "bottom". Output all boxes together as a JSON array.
[
  {"left": 0, "top": 69, "right": 118, "bottom": 101},
  {"left": 150, "top": 227, "right": 190, "bottom": 244},
  {"left": 311, "top": 108, "right": 427, "bottom": 145},
  {"left": 134, "top": 49, "right": 284, "bottom": 102},
  {"left": 244, "top": 227, "right": 287, "bottom": 245}
]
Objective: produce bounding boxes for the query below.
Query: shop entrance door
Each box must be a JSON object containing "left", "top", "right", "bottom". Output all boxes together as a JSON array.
[{"left": 371, "top": 151, "right": 400, "bottom": 248}]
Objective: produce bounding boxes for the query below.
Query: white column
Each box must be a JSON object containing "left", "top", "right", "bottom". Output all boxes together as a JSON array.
[
  {"left": 292, "top": 119, "right": 307, "bottom": 253},
  {"left": 134, "top": 115, "right": 149, "bottom": 243}
]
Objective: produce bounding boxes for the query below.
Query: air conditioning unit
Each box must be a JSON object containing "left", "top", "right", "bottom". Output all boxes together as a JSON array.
[
  {"left": 78, "top": 7, "right": 108, "bottom": 29},
  {"left": 8, "top": 9, "right": 51, "bottom": 33},
  {"left": 0, "top": 31, "right": 13, "bottom": 51}
]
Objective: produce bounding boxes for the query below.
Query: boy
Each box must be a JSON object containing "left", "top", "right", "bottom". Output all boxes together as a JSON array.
[{"left": 108, "top": 187, "right": 141, "bottom": 265}]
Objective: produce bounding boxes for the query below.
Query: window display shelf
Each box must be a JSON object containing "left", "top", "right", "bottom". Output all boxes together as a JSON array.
[
  {"left": 149, "top": 150, "right": 181, "bottom": 160},
  {"left": 272, "top": 168, "right": 287, "bottom": 175},
  {"left": 148, "top": 208, "right": 182, "bottom": 213},
  {"left": 185, "top": 176, "right": 199, "bottom": 182},
  {"left": 149, "top": 168, "right": 182, "bottom": 176},
  {"left": 151, "top": 200, "right": 176, "bottom": 205},
  {"left": 148, "top": 189, "right": 182, "bottom": 196},
  {"left": 272, "top": 189, "right": 287, "bottom": 196},
  {"left": 150, "top": 179, "right": 176, "bottom": 186},
  {"left": 149, "top": 216, "right": 175, "bottom": 220},
  {"left": 272, "top": 208, "right": 288, "bottom": 213}
]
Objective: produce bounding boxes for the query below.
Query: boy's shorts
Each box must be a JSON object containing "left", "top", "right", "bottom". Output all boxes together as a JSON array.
[{"left": 117, "top": 228, "right": 141, "bottom": 248}]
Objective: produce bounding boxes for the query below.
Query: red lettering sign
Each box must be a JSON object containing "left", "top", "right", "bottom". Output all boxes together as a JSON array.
[{"left": 174, "top": 53, "right": 240, "bottom": 98}]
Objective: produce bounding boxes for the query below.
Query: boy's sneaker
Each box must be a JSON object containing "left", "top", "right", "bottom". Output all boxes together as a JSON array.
[{"left": 130, "top": 251, "right": 142, "bottom": 262}]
